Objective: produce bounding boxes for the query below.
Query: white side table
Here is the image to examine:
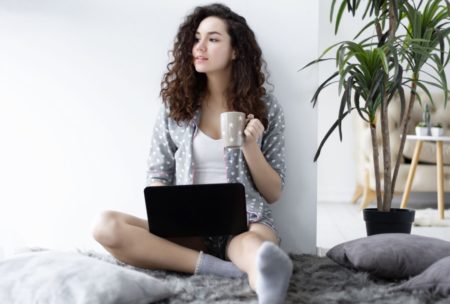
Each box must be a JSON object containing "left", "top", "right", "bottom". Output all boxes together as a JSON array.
[{"left": 400, "top": 135, "right": 450, "bottom": 219}]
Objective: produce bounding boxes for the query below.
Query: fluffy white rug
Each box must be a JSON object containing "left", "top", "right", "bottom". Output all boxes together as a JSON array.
[{"left": 413, "top": 208, "right": 450, "bottom": 227}]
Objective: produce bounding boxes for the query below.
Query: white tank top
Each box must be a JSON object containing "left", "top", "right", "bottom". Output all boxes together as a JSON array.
[{"left": 192, "top": 129, "right": 227, "bottom": 184}]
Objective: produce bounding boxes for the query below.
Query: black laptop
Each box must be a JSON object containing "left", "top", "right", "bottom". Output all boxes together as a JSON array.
[{"left": 144, "top": 183, "right": 248, "bottom": 237}]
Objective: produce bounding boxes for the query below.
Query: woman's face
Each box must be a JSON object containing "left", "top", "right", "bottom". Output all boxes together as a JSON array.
[{"left": 192, "top": 16, "right": 236, "bottom": 75}]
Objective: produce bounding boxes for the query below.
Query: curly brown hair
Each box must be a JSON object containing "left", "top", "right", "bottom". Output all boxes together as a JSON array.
[{"left": 160, "top": 3, "right": 269, "bottom": 127}]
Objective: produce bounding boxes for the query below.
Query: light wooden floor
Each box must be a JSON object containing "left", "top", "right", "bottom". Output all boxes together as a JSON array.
[{"left": 317, "top": 200, "right": 450, "bottom": 256}]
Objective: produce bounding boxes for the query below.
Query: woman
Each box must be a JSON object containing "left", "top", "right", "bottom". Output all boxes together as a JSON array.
[{"left": 93, "top": 3, "right": 292, "bottom": 304}]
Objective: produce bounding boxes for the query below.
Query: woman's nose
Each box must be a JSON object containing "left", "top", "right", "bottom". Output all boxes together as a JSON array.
[{"left": 195, "top": 39, "right": 206, "bottom": 51}]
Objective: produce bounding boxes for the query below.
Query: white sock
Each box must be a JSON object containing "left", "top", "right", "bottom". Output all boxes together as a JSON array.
[
  {"left": 195, "top": 251, "right": 245, "bottom": 278},
  {"left": 255, "top": 242, "right": 293, "bottom": 304}
]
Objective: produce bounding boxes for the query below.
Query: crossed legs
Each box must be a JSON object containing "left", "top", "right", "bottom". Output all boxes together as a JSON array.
[{"left": 92, "top": 211, "right": 292, "bottom": 303}]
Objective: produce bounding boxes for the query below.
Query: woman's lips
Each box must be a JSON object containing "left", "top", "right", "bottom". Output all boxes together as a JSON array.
[{"left": 195, "top": 57, "right": 208, "bottom": 63}]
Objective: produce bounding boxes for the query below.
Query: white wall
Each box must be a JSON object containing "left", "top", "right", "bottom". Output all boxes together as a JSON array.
[
  {"left": 0, "top": 0, "right": 318, "bottom": 254},
  {"left": 316, "top": 0, "right": 365, "bottom": 203}
]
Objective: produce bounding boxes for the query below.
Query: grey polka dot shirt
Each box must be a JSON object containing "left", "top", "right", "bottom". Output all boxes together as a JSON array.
[{"left": 146, "top": 94, "right": 286, "bottom": 228}]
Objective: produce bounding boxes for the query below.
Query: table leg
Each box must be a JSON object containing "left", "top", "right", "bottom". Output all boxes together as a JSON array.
[
  {"left": 436, "top": 141, "right": 445, "bottom": 219},
  {"left": 401, "top": 140, "right": 423, "bottom": 208}
]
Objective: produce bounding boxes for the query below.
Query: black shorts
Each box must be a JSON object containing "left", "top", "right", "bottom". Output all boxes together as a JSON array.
[{"left": 204, "top": 235, "right": 231, "bottom": 260}]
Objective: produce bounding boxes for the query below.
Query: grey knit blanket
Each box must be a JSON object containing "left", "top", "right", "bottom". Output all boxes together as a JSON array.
[{"left": 81, "top": 250, "right": 450, "bottom": 304}]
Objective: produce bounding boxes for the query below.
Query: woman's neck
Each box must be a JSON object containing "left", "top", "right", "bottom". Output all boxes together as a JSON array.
[{"left": 205, "top": 69, "right": 231, "bottom": 108}]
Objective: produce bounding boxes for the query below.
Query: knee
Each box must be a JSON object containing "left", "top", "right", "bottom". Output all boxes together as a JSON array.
[
  {"left": 91, "top": 210, "right": 124, "bottom": 248},
  {"left": 227, "top": 232, "right": 266, "bottom": 263},
  {"left": 239, "top": 232, "right": 265, "bottom": 251}
]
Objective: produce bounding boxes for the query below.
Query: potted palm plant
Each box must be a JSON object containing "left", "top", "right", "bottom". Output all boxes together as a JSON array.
[{"left": 303, "top": 0, "right": 450, "bottom": 235}]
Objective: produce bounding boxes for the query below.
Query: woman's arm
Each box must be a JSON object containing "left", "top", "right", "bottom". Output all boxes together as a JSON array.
[
  {"left": 242, "top": 115, "right": 282, "bottom": 204},
  {"left": 146, "top": 105, "right": 177, "bottom": 186}
]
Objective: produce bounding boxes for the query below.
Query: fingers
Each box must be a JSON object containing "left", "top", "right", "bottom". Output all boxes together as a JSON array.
[
  {"left": 245, "top": 120, "right": 264, "bottom": 136},
  {"left": 246, "top": 114, "right": 255, "bottom": 123},
  {"left": 244, "top": 114, "right": 265, "bottom": 141}
]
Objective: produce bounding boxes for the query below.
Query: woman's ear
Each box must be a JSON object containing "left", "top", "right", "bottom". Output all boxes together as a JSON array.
[{"left": 232, "top": 50, "right": 237, "bottom": 60}]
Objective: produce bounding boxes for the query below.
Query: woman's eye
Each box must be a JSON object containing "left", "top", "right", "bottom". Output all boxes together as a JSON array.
[{"left": 210, "top": 38, "right": 218, "bottom": 42}]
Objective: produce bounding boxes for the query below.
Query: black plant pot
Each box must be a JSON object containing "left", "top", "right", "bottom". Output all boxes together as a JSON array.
[{"left": 363, "top": 208, "right": 415, "bottom": 236}]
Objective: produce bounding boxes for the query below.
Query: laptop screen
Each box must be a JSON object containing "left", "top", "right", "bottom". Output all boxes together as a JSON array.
[{"left": 144, "top": 183, "right": 248, "bottom": 237}]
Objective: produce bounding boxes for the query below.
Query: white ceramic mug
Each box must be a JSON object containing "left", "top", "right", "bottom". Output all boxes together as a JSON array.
[{"left": 220, "top": 111, "right": 246, "bottom": 148}]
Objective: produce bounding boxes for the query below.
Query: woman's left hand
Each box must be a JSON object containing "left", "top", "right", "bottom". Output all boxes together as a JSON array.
[{"left": 243, "top": 114, "right": 265, "bottom": 146}]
